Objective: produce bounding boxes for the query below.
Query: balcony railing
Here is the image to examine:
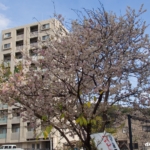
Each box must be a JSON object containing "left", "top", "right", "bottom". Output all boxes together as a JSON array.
[
  {"left": 30, "top": 42, "right": 38, "bottom": 48},
  {"left": 0, "top": 117, "right": 7, "bottom": 124},
  {"left": 30, "top": 31, "right": 38, "bottom": 37},
  {"left": 12, "top": 116, "right": 20, "bottom": 124},
  {"left": 11, "top": 132, "right": 20, "bottom": 140},
  {"left": 0, "top": 133, "right": 6, "bottom": 139},
  {"left": 16, "top": 34, "right": 24, "bottom": 40},
  {"left": 16, "top": 46, "right": 23, "bottom": 51},
  {"left": 26, "top": 131, "right": 34, "bottom": 139}
]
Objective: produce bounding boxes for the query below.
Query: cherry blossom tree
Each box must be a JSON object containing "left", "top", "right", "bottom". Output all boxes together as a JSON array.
[{"left": 1, "top": 4, "right": 150, "bottom": 150}]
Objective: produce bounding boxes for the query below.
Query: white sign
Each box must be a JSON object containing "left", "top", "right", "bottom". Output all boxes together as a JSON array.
[
  {"left": 145, "top": 142, "right": 150, "bottom": 146},
  {"left": 91, "top": 132, "right": 120, "bottom": 150}
]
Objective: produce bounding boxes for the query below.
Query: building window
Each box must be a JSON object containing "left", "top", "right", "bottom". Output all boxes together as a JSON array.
[
  {"left": 12, "top": 109, "right": 20, "bottom": 117},
  {"left": 4, "top": 54, "right": 11, "bottom": 62},
  {"left": 129, "top": 143, "right": 138, "bottom": 149},
  {"left": 29, "top": 49, "right": 38, "bottom": 56},
  {"left": 0, "top": 127, "right": 7, "bottom": 134},
  {"left": 0, "top": 110, "right": 7, "bottom": 119},
  {"left": 15, "top": 52, "right": 22, "bottom": 59},
  {"left": 30, "top": 25, "right": 38, "bottom": 33},
  {"left": 42, "top": 35, "right": 49, "bottom": 41},
  {"left": 27, "top": 122, "right": 34, "bottom": 131},
  {"left": 16, "top": 40, "right": 23, "bottom": 47},
  {"left": 3, "top": 43, "right": 11, "bottom": 49},
  {"left": 4, "top": 32, "right": 11, "bottom": 39},
  {"left": 37, "top": 144, "right": 40, "bottom": 149},
  {"left": 32, "top": 144, "right": 35, "bottom": 149},
  {"left": 30, "top": 37, "right": 38, "bottom": 44},
  {"left": 29, "top": 63, "right": 37, "bottom": 71},
  {"left": 41, "top": 23, "right": 49, "bottom": 30},
  {"left": 12, "top": 124, "right": 20, "bottom": 133},
  {"left": 3, "top": 54, "right": 11, "bottom": 68},
  {"left": 16, "top": 29, "right": 24, "bottom": 35},
  {"left": 142, "top": 126, "right": 150, "bottom": 132}
]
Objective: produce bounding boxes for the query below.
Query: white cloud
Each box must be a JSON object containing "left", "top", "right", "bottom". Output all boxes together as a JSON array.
[
  {"left": 0, "top": 14, "right": 10, "bottom": 31},
  {"left": 0, "top": 2, "right": 8, "bottom": 10},
  {"left": 0, "top": 14, "right": 11, "bottom": 47}
]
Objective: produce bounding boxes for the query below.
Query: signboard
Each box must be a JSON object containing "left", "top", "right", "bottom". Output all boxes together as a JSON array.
[
  {"left": 90, "top": 132, "right": 120, "bottom": 150},
  {"left": 145, "top": 142, "right": 150, "bottom": 146}
]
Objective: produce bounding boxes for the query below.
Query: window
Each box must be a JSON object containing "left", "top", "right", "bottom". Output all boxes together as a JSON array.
[
  {"left": 32, "top": 144, "right": 35, "bottom": 149},
  {"left": 0, "top": 110, "right": 7, "bottom": 119},
  {"left": 4, "top": 32, "right": 11, "bottom": 39},
  {"left": 15, "top": 52, "right": 22, "bottom": 59},
  {"left": 0, "top": 126, "right": 7, "bottom": 134},
  {"left": 16, "top": 29, "right": 24, "bottom": 35},
  {"left": 4, "top": 54, "right": 11, "bottom": 62},
  {"left": 37, "top": 144, "right": 40, "bottom": 149},
  {"left": 27, "top": 122, "right": 34, "bottom": 131},
  {"left": 16, "top": 40, "right": 23, "bottom": 47},
  {"left": 30, "top": 37, "right": 38, "bottom": 43},
  {"left": 42, "top": 35, "right": 49, "bottom": 41},
  {"left": 41, "top": 23, "right": 49, "bottom": 30},
  {"left": 3, "top": 43, "right": 11, "bottom": 49},
  {"left": 30, "top": 25, "right": 38, "bottom": 32},
  {"left": 29, "top": 49, "right": 38, "bottom": 56},
  {"left": 13, "top": 146, "right": 16, "bottom": 149},
  {"left": 29, "top": 63, "right": 37, "bottom": 71},
  {"left": 142, "top": 126, "right": 150, "bottom": 132},
  {"left": 12, "top": 124, "right": 20, "bottom": 133},
  {"left": 129, "top": 143, "right": 138, "bottom": 149},
  {"left": 12, "top": 109, "right": 20, "bottom": 117}
]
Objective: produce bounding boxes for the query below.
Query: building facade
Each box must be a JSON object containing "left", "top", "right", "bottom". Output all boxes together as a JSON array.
[
  {"left": 0, "top": 103, "right": 53, "bottom": 149},
  {"left": 0, "top": 19, "right": 69, "bottom": 150},
  {"left": 114, "top": 113, "right": 150, "bottom": 150},
  {"left": 0, "top": 19, "right": 66, "bottom": 73}
]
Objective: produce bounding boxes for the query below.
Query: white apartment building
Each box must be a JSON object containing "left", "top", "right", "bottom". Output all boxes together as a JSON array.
[
  {"left": 0, "top": 19, "right": 66, "bottom": 73},
  {"left": 0, "top": 19, "right": 68, "bottom": 150}
]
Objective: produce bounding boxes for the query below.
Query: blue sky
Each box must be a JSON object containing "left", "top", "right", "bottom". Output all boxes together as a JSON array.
[{"left": 0, "top": 0, "right": 150, "bottom": 33}]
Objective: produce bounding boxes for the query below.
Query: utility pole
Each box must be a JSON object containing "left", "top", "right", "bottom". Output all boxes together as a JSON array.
[{"left": 128, "top": 115, "right": 133, "bottom": 150}]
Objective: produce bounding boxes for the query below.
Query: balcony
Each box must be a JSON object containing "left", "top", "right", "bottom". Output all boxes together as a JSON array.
[
  {"left": 26, "top": 131, "right": 34, "bottom": 139},
  {"left": 12, "top": 117, "right": 20, "bottom": 124},
  {"left": 0, "top": 117, "right": 7, "bottom": 124},
  {"left": 16, "top": 34, "right": 24, "bottom": 40},
  {"left": 30, "top": 42, "right": 38, "bottom": 48},
  {"left": 15, "top": 52, "right": 22, "bottom": 60},
  {"left": 0, "top": 133, "right": 6, "bottom": 139},
  {"left": 11, "top": 132, "right": 19, "bottom": 140},
  {"left": 16, "top": 29, "right": 24, "bottom": 40},
  {"left": 16, "top": 40, "right": 23, "bottom": 51},
  {"left": 30, "top": 31, "right": 38, "bottom": 37},
  {"left": 30, "top": 37, "right": 38, "bottom": 48},
  {"left": 30, "top": 25, "right": 38, "bottom": 37},
  {"left": 16, "top": 46, "right": 24, "bottom": 51}
]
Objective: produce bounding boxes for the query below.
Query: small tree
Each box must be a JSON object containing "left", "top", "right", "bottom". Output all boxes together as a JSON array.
[{"left": 1, "top": 4, "right": 150, "bottom": 150}]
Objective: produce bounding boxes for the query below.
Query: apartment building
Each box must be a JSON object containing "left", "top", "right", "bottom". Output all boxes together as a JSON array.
[
  {"left": 0, "top": 19, "right": 68, "bottom": 150},
  {"left": 0, "top": 19, "right": 66, "bottom": 73},
  {"left": 114, "top": 112, "right": 150, "bottom": 150},
  {"left": 0, "top": 103, "right": 54, "bottom": 149}
]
